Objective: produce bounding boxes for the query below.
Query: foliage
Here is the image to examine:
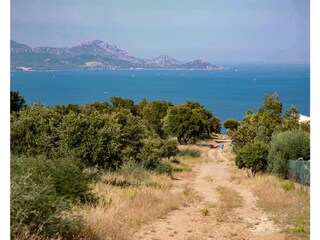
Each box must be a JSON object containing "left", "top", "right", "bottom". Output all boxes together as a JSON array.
[
  {"left": 60, "top": 112, "right": 123, "bottom": 169},
  {"left": 163, "top": 101, "right": 221, "bottom": 144},
  {"left": 10, "top": 103, "right": 63, "bottom": 158},
  {"left": 11, "top": 155, "right": 92, "bottom": 203},
  {"left": 224, "top": 118, "right": 240, "bottom": 131},
  {"left": 282, "top": 181, "right": 295, "bottom": 191},
  {"left": 141, "top": 100, "right": 173, "bottom": 138},
  {"left": 230, "top": 94, "right": 299, "bottom": 174},
  {"left": 110, "top": 96, "right": 137, "bottom": 115},
  {"left": 11, "top": 173, "right": 82, "bottom": 239},
  {"left": 231, "top": 94, "right": 283, "bottom": 152},
  {"left": 160, "top": 139, "right": 179, "bottom": 159},
  {"left": 10, "top": 89, "right": 26, "bottom": 113},
  {"left": 280, "top": 106, "right": 300, "bottom": 131},
  {"left": 267, "top": 129, "right": 310, "bottom": 178},
  {"left": 235, "top": 142, "right": 269, "bottom": 176}
]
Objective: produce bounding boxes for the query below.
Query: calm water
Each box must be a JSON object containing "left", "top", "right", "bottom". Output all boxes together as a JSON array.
[{"left": 11, "top": 63, "right": 310, "bottom": 133}]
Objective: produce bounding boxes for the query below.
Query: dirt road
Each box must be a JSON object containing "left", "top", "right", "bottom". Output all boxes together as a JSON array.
[{"left": 133, "top": 140, "right": 285, "bottom": 240}]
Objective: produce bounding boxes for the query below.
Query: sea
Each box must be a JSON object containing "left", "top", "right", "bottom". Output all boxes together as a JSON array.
[{"left": 11, "top": 63, "right": 310, "bottom": 133}]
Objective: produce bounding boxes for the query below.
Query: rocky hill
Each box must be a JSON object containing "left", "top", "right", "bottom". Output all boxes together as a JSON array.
[{"left": 11, "top": 40, "right": 223, "bottom": 71}]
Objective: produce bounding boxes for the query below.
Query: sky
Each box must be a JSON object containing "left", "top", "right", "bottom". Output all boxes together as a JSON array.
[{"left": 11, "top": 0, "right": 310, "bottom": 63}]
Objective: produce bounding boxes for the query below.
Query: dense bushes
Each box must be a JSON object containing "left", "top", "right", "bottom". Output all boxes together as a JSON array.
[
  {"left": 10, "top": 94, "right": 221, "bottom": 238},
  {"left": 267, "top": 130, "right": 310, "bottom": 178},
  {"left": 11, "top": 97, "right": 220, "bottom": 169},
  {"left": 11, "top": 155, "right": 88, "bottom": 238},
  {"left": 230, "top": 94, "right": 310, "bottom": 177},
  {"left": 11, "top": 155, "right": 92, "bottom": 204}
]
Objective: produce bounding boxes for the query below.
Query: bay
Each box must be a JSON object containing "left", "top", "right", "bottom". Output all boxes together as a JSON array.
[{"left": 11, "top": 63, "right": 310, "bottom": 133}]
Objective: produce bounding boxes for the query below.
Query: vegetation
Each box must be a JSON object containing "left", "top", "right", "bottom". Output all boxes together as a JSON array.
[
  {"left": 163, "top": 101, "right": 221, "bottom": 144},
  {"left": 11, "top": 155, "right": 87, "bottom": 238},
  {"left": 223, "top": 118, "right": 240, "bottom": 131},
  {"left": 235, "top": 142, "right": 269, "bottom": 176},
  {"left": 10, "top": 90, "right": 310, "bottom": 239},
  {"left": 238, "top": 174, "right": 309, "bottom": 239},
  {"left": 267, "top": 130, "right": 310, "bottom": 178},
  {"left": 10, "top": 92, "right": 220, "bottom": 239},
  {"left": 177, "top": 149, "right": 201, "bottom": 158},
  {"left": 229, "top": 93, "right": 309, "bottom": 177},
  {"left": 10, "top": 89, "right": 26, "bottom": 113}
]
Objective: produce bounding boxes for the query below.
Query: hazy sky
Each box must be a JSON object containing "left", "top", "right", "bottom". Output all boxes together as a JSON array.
[{"left": 11, "top": 0, "right": 310, "bottom": 62}]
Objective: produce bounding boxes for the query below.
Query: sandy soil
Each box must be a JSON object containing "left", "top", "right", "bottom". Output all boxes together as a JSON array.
[{"left": 133, "top": 139, "right": 286, "bottom": 240}]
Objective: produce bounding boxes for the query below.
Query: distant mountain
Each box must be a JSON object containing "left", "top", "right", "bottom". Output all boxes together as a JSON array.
[{"left": 10, "top": 40, "right": 224, "bottom": 71}]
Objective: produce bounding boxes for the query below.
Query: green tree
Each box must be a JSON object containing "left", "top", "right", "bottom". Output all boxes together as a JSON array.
[
  {"left": 60, "top": 112, "right": 123, "bottom": 169},
  {"left": 10, "top": 103, "right": 63, "bottom": 158},
  {"left": 163, "top": 105, "right": 204, "bottom": 144},
  {"left": 278, "top": 106, "right": 300, "bottom": 132},
  {"left": 235, "top": 142, "right": 269, "bottom": 176},
  {"left": 224, "top": 118, "right": 240, "bottom": 131},
  {"left": 10, "top": 89, "right": 26, "bottom": 113},
  {"left": 268, "top": 129, "right": 310, "bottom": 178},
  {"left": 110, "top": 96, "right": 137, "bottom": 115},
  {"left": 142, "top": 100, "right": 173, "bottom": 138},
  {"left": 231, "top": 94, "right": 284, "bottom": 152}
]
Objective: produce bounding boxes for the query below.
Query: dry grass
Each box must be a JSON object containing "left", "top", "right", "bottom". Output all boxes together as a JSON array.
[
  {"left": 214, "top": 186, "right": 243, "bottom": 221},
  {"left": 76, "top": 170, "right": 181, "bottom": 240},
  {"left": 238, "top": 174, "right": 310, "bottom": 239}
]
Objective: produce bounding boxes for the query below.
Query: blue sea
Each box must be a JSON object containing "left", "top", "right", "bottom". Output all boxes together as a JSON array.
[{"left": 11, "top": 63, "right": 310, "bottom": 133}]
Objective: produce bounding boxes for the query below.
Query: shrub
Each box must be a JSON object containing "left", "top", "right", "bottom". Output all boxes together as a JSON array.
[
  {"left": 235, "top": 142, "right": 269, "bottom": 176},
  {"left": 10, "top": 104, "right": 63, "bottom": 158},
  {"left": 11, "top": 155, "right": 92, "bottom": 203},
  {"left": 60, "top": 112, "right": 123, "bottom": 169},
  {"left": 268, "top": 129, "right": 310, "bottom": 178},
  {"left": 11, "top": 173, "right": 82, "bottom": 239},
  {"left": 282, "top": 181, "right": 295, "bottom": 191}
]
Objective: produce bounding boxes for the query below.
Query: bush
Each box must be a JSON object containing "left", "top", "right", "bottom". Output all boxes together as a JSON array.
[
  {"left": 11, "top": 173, "right": 82, "bottom": 239},
  {"left": 11, "top": 155, "right": 92, "bottom": 203},
  {"left": 60, "top": 112, "right": 123, "bottom": 169},
  {"left": 268, "top": 130, "right": 310, "bottom": 178},
  {"left": 10, "top": 104, "right": 63, "bottom": 158},
  {"left": 235, "top": 142, "right": 269, "bottom": 176}
]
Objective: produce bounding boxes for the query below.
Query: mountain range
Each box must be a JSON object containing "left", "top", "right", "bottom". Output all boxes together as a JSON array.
[{"left": 10, "top": 40, "right": 224, "bottom": 71}]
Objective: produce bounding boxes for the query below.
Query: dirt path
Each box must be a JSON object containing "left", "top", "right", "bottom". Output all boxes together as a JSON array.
[{"left": 133, "top": 140, "right": 285, "bottom": 240}]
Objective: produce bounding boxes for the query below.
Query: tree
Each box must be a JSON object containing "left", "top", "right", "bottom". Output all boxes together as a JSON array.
[
  {"left": 267, "top": 129, "right": 310, "bottom": 178},
  {"left": 163, "top": 105, "right": 204, "bottom": 144},
  {"left": 110, "top": 96, "right": 137, "bottom": 115},
  {"left": 224, "top": 118, "right": 240, "bottom": 131},
  {"left": 141, "top": 100, "right": 173, "bottom": 138},
  {"left": 235, "top": 142, "right": 269, "bottom": 176},
  {"left": 10, "top": 90, "right": 26, "bottom": 113},
  {"left": 60, "top": 112, "right": 123, "bottom": 169},
  {"left": 278, "top": 106, "right": 300, "bottom": 132},
  {"left": 231, "top": 94, "right": 284, "bottom": 152},
  {"left": 10, "top": 103, "right": 63, "bottom": 158}
]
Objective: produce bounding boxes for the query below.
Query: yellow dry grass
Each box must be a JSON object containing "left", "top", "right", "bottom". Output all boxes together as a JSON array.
[
  {"left": 214, "top": 186, "right": 243, "bottom": 221},
  {"left": 237, "top": 174, "right": 310, "bottom": 239},
  {"left": 225, "top": 142, "right": 309, "bottom": 239},
  {"left": 77, "top": 170, "right": 180, "bottom": 240}
]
